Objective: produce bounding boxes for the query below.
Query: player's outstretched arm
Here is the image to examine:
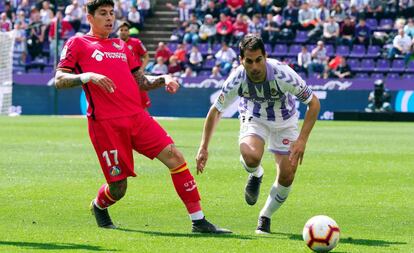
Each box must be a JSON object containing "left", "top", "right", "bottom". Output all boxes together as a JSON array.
[
  {"left": 54, "top": 69, "right": 83, "bottom": 89},
  {"left": 55, "top": 69, "right": 116, "bottom": 93},
  {"left": 289, "top": 94, "right": 320, "bottom": 167},
  {"left": 132, "top": 70, "right": 179, "bottom": 93},
  {"left": 196, "top": 106, "right": 222, "bottom": 174}
]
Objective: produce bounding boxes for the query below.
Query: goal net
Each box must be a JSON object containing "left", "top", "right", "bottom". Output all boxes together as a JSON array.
[{"left": 0, "top": 31, "right": 15, "bottom": 115}]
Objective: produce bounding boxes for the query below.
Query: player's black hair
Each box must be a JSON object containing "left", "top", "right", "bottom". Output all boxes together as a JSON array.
[
  {"left": 86, "top": 0, "right": 114, "bottom": 15},
  {"left": 239, "top": 34, "right": 266, "bottom": 59}
]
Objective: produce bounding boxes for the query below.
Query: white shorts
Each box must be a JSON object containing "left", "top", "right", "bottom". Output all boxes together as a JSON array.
[{"left": 238, "top": 114, "right": 299, "bottom": 155}]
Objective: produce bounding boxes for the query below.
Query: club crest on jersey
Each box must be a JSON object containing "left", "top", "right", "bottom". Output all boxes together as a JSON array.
[
  {"left": 218, "top": 93, "right": 225, "bottom": 104},
  {"left": 282, "top": 139, "right": 290, "bottom": 145},
  {"left": 109, "top": 166, "right": 121, "bottom": 176},
  {"left": 128, "top": 45, "right": 133, "bottom": 51},
  {"left": 112, "top": 42, "right": 122, "bottom": 50},
  {"left": 271, "top": 88, "right": 278, "bottom": 96}
]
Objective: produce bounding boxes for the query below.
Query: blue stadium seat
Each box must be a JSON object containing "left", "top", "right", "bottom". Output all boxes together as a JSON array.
[
  {"left": 336, "top": 45, "right": 350, "bottom": 57},
  {"left": 405, "top": 61, "right": 414, "bottom": 73},
  {"left": 295, "top": 31, "right": 308, "bottom": 43},
  {"left": 198, "top": 70, "right": 211, "bottom": 76},
  {"left": 325, "top": 44, "right": 335, "bottom": 57},
  {"left": 379, "top": 19, "right": 394, "bottom": 29},
  {"left": 387, "top": 73, "right": 401, "bottom": 79},
  {"left": 212, "top": 43, "right": 222, "bottom": 52},
  {"left": 264, "top": 44, "right": 273, "bottom": 56},
  {"left": 366, "top": 18, "right": 378, "bottom": 29},
  {"left": 359, "top": 59, "right": 375, "bottom": 73},
  {"left": 390, "top": 59, "right": 406, "bottom": 73},
  {"left": 355, "top": 73, "right": 369, "bottom": 78},
  {"left": 349, "top": 45, "right": 366, "bottom": 58},
  {"left": 167, "top": 42, "right": 178, "bottom": 52},
  {"left": 371, "top": 72, "right": 384, "bottom": 79},
  {"left": 273, "top": 44, "right": 288, "bottom": 57},
  {"left": 198, "top": 43, "right": 210, "bottom": 55},
  {"left": 375, "top": 59, "right": 390, "bottom": 73},
  {"left": 203, "top": 58, "right": 216, "bottom": 69},
  {"left": 347, "top": 58, "right": 360, "bottom": 71},
  {"left": 307, "top": 44, "right": 316, "bottom": 52},
  {"left": 366, "top": 45, "right": 381, "bottom": 58},
  {"left": 287, "top": 44, "right": 302, "bottom": 57}
]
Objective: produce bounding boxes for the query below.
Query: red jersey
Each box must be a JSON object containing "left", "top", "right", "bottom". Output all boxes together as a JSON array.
[
  {"left": 49, "top": 19, "right": 73, "bottom": 39},
  {"left": 124, "top": 37, "right": 151, "bottom": 109},
  {"left": 58, "top": 34, "right": 142, "bottom": 120},
  {"left": 125, "top": 37, "right": 147, "bottom": 67}
]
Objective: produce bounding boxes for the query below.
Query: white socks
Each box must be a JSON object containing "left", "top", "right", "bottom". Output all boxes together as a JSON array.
[
  {"left": 240, "top": 155, "right": 264, "bottom": 178},
  {"left": 190, "top": 210, "right": 204, "bottom": 221},
  {"left": 259, "top": 182, "right": 291, "bottom": 218}
]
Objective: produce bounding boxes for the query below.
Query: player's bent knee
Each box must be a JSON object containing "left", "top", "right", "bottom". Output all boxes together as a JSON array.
[
  {"left": 167, "top": 144, "right": 185, "bottom": 162},
  {"left": 109, "top": 179, "right": 128, "bottom": 200},
  {"left": 278, "top": 173, "right": 295, "bottom": 186},
  {"left": 241, "top": 155, "right": 261, "bottom": 168}
]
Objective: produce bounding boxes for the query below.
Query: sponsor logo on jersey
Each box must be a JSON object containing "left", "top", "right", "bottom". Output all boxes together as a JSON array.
[
  {"left": 91, "top": 49, "right": 127, "bottom": 62},
  {"left": 109, "top": 166, "right": 121, "bottom": 176},
  {"left": 282, "top": 139, "right": 290, "bottom": 145},
  {"left": 91, "top": 49, "right": 104, "bottom": 61}
]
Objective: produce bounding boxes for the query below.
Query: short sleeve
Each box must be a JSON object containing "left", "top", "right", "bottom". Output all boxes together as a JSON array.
[
  {"left": 275, "top": 63, "right": 313, "bottom": 104},
  {"left": 213, "top": 68, "right": 243, "bottom": 112},
  {"left": 57, "top": 37, "right": 78, "bottom": 71},
  {"left": 136, "top": 40, "right": 147, "bottom": 55},
  {"left": 124, "top": 41, "right": 140, "bottom": 71}
]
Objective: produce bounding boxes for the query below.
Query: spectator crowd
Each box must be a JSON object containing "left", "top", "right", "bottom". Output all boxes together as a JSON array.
[{"left": 1, "top": 0, "right": 414, "bottom": 79}]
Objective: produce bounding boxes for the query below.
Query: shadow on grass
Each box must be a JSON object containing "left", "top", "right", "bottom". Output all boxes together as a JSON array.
[
  {"left": 0, "top": 241, "right": 117, "bottom": 251},
  {"left": 273, "top": 232, "right": 407, "bottom": 247},
  {"left": 117, "top": 228, "right": 254, "bottom": 240}
]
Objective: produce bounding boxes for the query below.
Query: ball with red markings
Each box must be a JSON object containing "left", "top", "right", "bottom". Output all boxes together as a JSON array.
[{"left": 303, "top": 215, "right": 340, "bottom": 252}]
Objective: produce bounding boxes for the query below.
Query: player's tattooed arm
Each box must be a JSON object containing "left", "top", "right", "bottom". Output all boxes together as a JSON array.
[
  {"left": 55, "top": 69, "right": 116, "bottom": 93},
  {"left": 132, "top": 69, "right": 166, "bottom": 91},
  {"left": 132, "top": 70, "right": 179, "bottom": 93},
  {"left": 54, "top": 69, "right": 83, "bottom": 89}
]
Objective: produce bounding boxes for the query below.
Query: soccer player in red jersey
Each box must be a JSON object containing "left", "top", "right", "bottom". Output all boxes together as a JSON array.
[
  {"left": 54, "top": 0, "right": 231, "bottom": 234},
  {"left": 117, "top": 21, "right": 151, "bottom": 109}
]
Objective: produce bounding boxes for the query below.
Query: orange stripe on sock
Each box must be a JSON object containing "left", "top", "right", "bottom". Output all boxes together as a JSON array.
[
  {"left": 104, "top": 184, "right": 116, "bottom": 202},
  {"left": 170, "top": 163, "right": 188, "bottom": 174}
]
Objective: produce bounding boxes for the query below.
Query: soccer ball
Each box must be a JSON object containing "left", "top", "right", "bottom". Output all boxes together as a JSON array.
[{"left": 302, "top": 215, "right": 340, "bottom": 252}]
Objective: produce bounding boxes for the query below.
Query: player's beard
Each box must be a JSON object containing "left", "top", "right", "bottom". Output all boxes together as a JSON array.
[{"left": 249, "top": 70, "right": 264, "bottom": 83}]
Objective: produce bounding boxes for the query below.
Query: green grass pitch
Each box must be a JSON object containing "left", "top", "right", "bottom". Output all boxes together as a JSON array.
[{"left": 0, "top": 116, "right": 413, "bottom": 253}]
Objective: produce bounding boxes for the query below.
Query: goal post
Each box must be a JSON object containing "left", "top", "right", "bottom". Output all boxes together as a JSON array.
[{"left": 0, "top": 31, "right": 16, "bottom": 115}]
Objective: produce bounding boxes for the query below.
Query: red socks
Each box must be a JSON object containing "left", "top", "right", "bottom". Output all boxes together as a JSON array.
[
  {"left": 170, "top": 163, "right": 202, "bottom": 214},
  {"left": 95, "top": 184, "right": 116, "bottom": 209}
]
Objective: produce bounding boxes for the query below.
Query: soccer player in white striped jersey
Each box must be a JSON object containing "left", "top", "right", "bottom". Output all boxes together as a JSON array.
[{"left": 196, "top": 34, "right": 320, "bottom": 234}]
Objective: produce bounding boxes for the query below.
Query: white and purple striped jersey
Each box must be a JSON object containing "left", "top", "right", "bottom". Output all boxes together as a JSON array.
[{"left": 214, "top": 58, "right": 313, "bottom": 122}]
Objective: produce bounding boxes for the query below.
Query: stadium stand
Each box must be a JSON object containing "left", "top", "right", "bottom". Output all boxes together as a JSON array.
[{"left": 1, "top": 0, "right": 413, "bottom": 79}]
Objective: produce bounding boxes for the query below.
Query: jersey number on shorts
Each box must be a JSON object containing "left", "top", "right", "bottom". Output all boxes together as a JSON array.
[{"left": 102, "top": 150, "right": 119, "bottom": 166}]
